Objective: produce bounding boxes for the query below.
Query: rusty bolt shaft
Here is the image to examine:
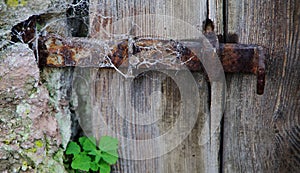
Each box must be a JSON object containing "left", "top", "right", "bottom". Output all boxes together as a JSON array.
[
  {"left": 35, "top": 35, "right": 265, "bottom": 94},
  {"left": 10, "top": 15, "right": 266, "bottom": 94}
]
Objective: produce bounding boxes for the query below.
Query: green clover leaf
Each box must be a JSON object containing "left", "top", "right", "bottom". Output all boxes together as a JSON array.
[
  {"left": 65, "top": 136, "right": 119, "bottom": 172},
  {"left": 82, "top": 137, "right": 97, "bottom": 151},
  {"left": 65, "top": 142, "right": 80, "bottom": 155},
  {"left": 102, "top": 151, "right": 118, "bottom": 165},
  {"left": 90, "top": 161, "right": 99, "bottom": 172},
  {"left": 99, "top": 162, "right": 111, "bottom": 173},
  {"left": 99, "top": 136, "right": 118, "bottom": 152},
  {"left": 71, "top": 154, "right": 91, "bottom": 171}
]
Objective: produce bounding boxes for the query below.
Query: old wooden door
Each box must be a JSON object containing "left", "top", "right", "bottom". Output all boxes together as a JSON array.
[
  {"left": 220, "top": 1, "right": 300, "bottom": 173},
  {"left": 71, "top": 0, "right": 224, "bottom": 173},
  {"left": 71, "top": 0, "right": 299, "bottom": 173}
]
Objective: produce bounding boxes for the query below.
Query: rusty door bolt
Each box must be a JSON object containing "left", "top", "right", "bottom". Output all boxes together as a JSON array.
[
  {"left": 32, "top": 34, "right": 265, "bottom": 95},
  {"left": 10, "top": 16, "right": 266, "bottom": 95}
]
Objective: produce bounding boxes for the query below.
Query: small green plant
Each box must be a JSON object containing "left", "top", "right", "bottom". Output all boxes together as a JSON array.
[{"left": 65, "top": 136, "right": 119, "bottom": 173}]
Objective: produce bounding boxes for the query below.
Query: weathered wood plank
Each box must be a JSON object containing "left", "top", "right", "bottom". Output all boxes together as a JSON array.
[
  {"left": 73, "top": 68, "right": 210, "bottom": 172},
  {"left": 222, "top": 0, "right": 300, "bottom": 172},
  {"left": 209, "top": 0, "right": 224, "bottom": 35},
  {"left": 82, "top": 0, "right": 225, "bottom": 172},
  {"left": 79, "top": 1, "right": 223, "bottom": 172},
  {"left": 89, "top": 0, "right": 207, "bottom": 39}
]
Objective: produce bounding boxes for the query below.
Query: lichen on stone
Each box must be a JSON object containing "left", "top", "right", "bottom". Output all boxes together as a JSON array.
[
  {"left": 0, "top": 0, "right": 83, "bottom": 172},
  {"left": 0, "top": 43, "right": 66, "bottom": 172},
  {"left": 40, "top": 67, "right": 73, "bottom": 149},
  {"left": 6, "top": 0, "right": 28, "bottom": 7}
]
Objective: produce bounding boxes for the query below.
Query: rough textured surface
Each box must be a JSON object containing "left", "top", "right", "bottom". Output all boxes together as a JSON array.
[
  {"left": 87, "top": 0, "right": 222, "bottom": 172},
  {"left": 0, "top": 0, "right": 71, "bottom": 172},
  {"left": 222, "top": 0, "right": 300, "bottom": 172},
  {"left": 74, "top": 68, "right": 209, "bottom": 173},
  {"left": 0, "top": 0, "right": 60, "bottom": 46},
  {"left": 40, "top": 67, "right": 73, "bottom": 149},
  {"left": 3, "top": 0, "right": 220, "bottom": 172},
  {"left": 2, "top": 0, "right": 298, "bottom": 173},
  {"left": 0, "top": 44, "right": 66, "bottom": 172}
]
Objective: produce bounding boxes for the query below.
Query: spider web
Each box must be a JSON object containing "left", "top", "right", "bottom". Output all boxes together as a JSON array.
[
  {"left": 9, "top": 0, "right": 209, "bottom": 75},
  {"left": 7, "top": 0, "right": 226, "bottom": 161}
]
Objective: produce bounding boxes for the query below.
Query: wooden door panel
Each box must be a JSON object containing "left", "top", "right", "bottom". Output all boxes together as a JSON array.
[
  {"left": 89, "top": 0, "right": 207, "bottom": 39},
  {"left": 69, "top": 0, "right": 300, "bottom": 172},
  {"left": 221, "top": 0, "right": 300, "bottom": 172},
  {"left": 73, "top": 68, "right": 213, "bottom": 172},
  {"left": 71, "top": 1, "right": 223, "bottom": 172}
]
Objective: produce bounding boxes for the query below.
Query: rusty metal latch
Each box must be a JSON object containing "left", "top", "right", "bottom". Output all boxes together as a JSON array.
[
  {"left": 218, "top": 43, "right": 266, "bottom": 94},
  {"left": 10, "top": 16, "right": 266, "bottom": 95},
  {"left": 203, "top": 19, "right": 266, "bottom": 95}
]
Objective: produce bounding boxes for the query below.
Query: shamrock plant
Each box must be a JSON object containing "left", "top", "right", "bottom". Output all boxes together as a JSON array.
[{"left": 65, "top": 136, "right": 119, "bottom": 173}]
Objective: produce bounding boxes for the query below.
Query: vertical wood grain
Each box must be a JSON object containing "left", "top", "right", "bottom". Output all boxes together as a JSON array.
[
  {"left": 84, "top": 0, "right": 222, "bottom": 173},
  {"left": 209, "top": 0, "right": 224, "bottom": 35},
  {"left": 221, "top": 0, "right": 300, "bottom": 172},
  {"left": 89, "top": 0, "right": 207, "bottom": 39},
  {"left": 74, "top": 68, "right": 211, "bottom": 172},
  {"left": 81, "top": 1, "right": 223, "bottom": 172}
]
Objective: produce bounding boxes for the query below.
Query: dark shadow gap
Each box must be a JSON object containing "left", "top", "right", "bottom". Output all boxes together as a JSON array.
[
  {"left": 220, "top": 1, "right": 227, "bottom": 173},
  {"left": 66, "top": 0, "right": 90, "bottom": 37},
  {"left": 219, "top": 115, "right": 225, "bottom": 173},
  {"left": 222, "top": 0, "right": 228, "bottom": 43}
]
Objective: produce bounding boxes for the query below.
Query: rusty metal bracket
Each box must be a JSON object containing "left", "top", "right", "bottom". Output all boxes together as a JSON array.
[
  {"left": 10, "top": 16, "right": 266, "bottom": 95},
  {"left": 204, "top": 19, "right": 266, "bottom": 95},
  {"left": 218, "top": 43, "right": 266, "bottom": 94}
]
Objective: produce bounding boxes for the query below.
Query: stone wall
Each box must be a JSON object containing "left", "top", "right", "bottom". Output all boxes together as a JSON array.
[{"left": 0, "top": 0, "right": 72, "bottom": 172}]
